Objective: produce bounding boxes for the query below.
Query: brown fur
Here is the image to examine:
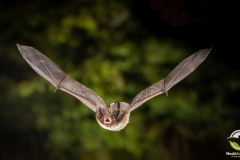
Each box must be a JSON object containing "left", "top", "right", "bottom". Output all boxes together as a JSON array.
[{"left": 95, "top": 102, "right": 130, "bottom": 131}]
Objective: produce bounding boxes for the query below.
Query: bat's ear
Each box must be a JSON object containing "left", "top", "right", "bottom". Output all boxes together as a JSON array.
[
  {"left": 115, "top": 100, "right": 120, "bottom": 109},
  {"left": 98, "top": 107, "right": 104, "bottom": 118}
]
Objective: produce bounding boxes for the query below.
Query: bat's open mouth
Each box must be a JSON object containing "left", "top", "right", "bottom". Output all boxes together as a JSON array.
[{"left": 104, "top": 117, "right": 112, "bottom": 124}]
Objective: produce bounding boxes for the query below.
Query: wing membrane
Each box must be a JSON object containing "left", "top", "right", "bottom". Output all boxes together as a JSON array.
[
  {"left": 17, "top": 44, "right": 107, "bottom": 111},
  {"left": 127, "top": 48, "right": 212, "bottom": 112}
]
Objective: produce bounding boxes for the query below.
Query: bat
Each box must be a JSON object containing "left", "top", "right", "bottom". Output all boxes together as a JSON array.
[{"left": 17, "top": 44, "right": 211, "bottom": 131}]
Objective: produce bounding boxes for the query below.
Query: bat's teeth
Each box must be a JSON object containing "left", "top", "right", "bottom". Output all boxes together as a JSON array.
[{"left": 104, "top": 117, "right": 112, "bottom": 124}]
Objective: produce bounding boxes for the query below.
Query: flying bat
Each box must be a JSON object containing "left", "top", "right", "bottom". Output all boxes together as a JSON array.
[{"left": 17, "top": 44, "right": 211, "bottom": 131}]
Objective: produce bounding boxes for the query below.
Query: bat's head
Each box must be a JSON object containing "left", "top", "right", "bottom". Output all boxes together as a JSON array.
[{"left": 95, "top": 101, "right": 130, "bottom": 131}]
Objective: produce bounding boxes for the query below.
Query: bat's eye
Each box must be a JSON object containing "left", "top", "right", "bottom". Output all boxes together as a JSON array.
[{"left": 99, "top": 107, "right": 104, "bottom": 117}]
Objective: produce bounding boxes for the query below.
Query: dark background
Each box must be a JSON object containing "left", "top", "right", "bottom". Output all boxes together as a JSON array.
[{"left": 0, "top": 0, "right": 239, "bottom": 159}]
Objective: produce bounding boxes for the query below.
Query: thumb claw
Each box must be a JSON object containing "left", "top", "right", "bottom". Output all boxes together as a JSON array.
[
  {"left": 55, "top": 84, "right": 59, "bottom": 92},
  {"left": 165, "top": 90, "right": 168, "bottom": 97}
]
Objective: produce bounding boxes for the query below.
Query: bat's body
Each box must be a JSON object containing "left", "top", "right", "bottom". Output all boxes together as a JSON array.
[
  {"left": 17, "top": 44, "right": 211, "bottom": 131},
  {"left": 96, "top": 102, "right": 130, "bottom": 131}
]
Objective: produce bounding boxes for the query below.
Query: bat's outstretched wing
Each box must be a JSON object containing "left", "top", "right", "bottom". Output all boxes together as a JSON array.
[
  {"left": 127, "top": 48, "right": 212, "bottom": 112},
  {"left": 17, "top": 44, "right": 107, "bottom": 112}
]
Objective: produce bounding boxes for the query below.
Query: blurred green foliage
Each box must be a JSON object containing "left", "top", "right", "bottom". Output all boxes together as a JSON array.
[{"left": 0, "top": 0, "right": 238, "bottom": 160}]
